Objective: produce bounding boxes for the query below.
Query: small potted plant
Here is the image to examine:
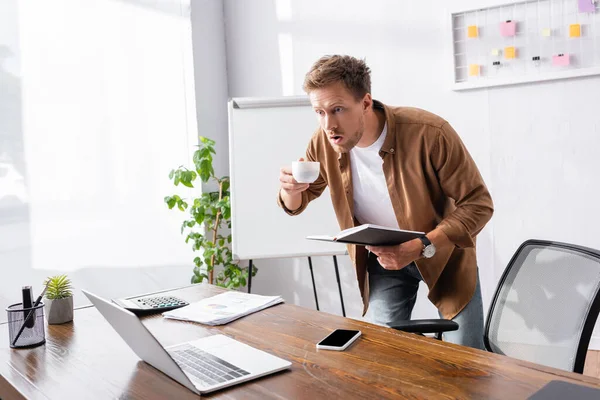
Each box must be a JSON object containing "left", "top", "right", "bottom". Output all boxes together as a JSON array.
[{"left": 43, "top": 274, "right": 74, "bottom": 324}]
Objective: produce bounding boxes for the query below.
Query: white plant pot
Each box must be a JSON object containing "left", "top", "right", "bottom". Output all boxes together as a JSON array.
[{"left": 45, "top": 297, "right": 74, "bottom": 324}]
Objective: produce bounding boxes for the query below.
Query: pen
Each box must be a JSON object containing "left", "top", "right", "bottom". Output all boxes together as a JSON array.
[
  {"left": 22, "top": 286, "right": 34, "bottom": 328},
  {"left": 12, "top": 282, "right": 50, "bottom": 346}
]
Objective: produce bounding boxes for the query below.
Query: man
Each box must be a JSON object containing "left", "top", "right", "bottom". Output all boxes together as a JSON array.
[{"left": 277, "top": 55, "right": 493, "bottom": 349}]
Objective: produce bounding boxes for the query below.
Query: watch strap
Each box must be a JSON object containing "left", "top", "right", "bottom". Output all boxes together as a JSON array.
[{"left": 419, "top": 236, "right": 432, "bottom": 248}]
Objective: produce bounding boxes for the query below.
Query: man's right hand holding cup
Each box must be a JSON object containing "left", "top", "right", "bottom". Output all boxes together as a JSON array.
[{"left": 279, "top": 157, "right": 315, "bottom": 211}]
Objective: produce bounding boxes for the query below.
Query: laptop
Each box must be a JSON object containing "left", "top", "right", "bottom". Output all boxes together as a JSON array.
[
  {"left": 527, "top": 380, "right": 600, "bottom": 399},
  {"left": 81, "top": 289, "right": 292, "bottom": 395}
]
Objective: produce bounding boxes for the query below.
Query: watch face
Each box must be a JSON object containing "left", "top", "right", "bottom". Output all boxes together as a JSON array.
[{"left": 423, "top": 245, "right": 436, "bottom": 258}]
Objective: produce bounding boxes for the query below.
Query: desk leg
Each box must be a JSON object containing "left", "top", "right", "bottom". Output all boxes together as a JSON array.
[
  {"left": 248, "top": 259, "right": 253, "bottom": 294},
  {"left": 333, "top": 255, "right": 346, "bottom": 317},
  {"left": 308, "top": 256, "right": 320, "bottom": 311}
]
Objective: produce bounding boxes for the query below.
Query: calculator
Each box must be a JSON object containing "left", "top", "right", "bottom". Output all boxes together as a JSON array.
[{"left": 112, "top": 294, "right": 189, "bottom": 315}]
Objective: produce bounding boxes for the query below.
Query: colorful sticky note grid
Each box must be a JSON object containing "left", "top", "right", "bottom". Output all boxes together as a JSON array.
[
  {"left": 570, "top": 24, "right": 581, "bottom": 37},
  {"left": 491, "top": 48, "right": 501, "bottom": 56},
  {"left": 552, "top": 54, "right": 570, "bottom": 66},
  {"left": 504, "top": 47, "right": 516, "bottom": 59},
  {"left": 578, "top": 0, "right": 595, "bottom": 13},
  {"left": 500, "top": 21, "right": 516, "bottom": 37},
  {"left": 469, "top": 64, "right": 480, "bottom": 76},
  {"left": 542, "top": 28, "right": 552, "bottom": 37},
  {"left": 467, "top": 25, "right": 478, "bottom": 38}
]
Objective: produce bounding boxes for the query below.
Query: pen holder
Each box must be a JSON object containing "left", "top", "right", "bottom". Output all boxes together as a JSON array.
[{"left": 6, "top": 302, "right": 46, "bottom": 349}]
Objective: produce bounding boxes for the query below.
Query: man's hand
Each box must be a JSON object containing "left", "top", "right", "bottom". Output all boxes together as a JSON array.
[
  {"left": 279, "top": 157, "right": 310, "bottom": 211},
  {"left": 366, "top": 239, "right": 423, "bottom": 270},
  {"left": 280, "top": 157, "right": 310, "bottom": 195}
]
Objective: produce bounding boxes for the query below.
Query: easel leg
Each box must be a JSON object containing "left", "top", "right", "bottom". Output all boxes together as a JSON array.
[
  {"left": 308, "top": 256, "right": 319, "bottom": 311},
  {"left": 248, "top": 259, "right": 253, "bottom": 293},
  {"left": 333, "top": 255, "right": 346, "bottom": 317}
]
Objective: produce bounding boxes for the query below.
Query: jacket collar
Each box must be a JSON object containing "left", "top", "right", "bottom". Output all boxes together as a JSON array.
[{"left": 374, "top": 99, "right": 397, "bottom": 156}]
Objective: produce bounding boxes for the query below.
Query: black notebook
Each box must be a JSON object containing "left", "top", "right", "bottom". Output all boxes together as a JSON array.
[
  {"left": 307, "top": 224, "right": 424, "bottom": 246},
  {"left": 528, "top": 380, "right": 600, "bottom": 399}
]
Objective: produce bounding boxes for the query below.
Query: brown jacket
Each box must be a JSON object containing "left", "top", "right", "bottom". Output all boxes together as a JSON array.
[{"left": 278, "top": 100, "right": 493, "bottom": 319}]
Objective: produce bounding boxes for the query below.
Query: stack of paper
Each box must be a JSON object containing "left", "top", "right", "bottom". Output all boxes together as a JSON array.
[{"left": 162, "top": 291, "right": 284, "bottom": 326}]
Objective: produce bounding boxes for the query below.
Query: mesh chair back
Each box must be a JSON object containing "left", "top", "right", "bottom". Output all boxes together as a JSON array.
[{"left": 485, "top": 240, "right": 600, "bottom": 373}]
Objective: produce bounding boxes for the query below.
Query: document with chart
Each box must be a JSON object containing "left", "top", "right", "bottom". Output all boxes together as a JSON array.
[{"left": 162, "top": 291, "right": 284, "bottom": 326}]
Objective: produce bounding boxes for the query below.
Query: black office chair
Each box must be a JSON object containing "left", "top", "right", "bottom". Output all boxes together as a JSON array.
[{"left": 389, "top": 239, "right": 600, "bottom": 373}]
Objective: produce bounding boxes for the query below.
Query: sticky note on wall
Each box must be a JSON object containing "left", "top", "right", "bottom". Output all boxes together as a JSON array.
[
  {"left": 500, "top": 21, "right": 516, "bottom": 37},
  {"left": 542, "top": 28, "right": 552, "bottom": 37},
  {"left": 468, "top": 25, "right": 478, "bottom": 38},
  {"left": 504, "top": 47, "right": 516, "bottom": 59},
  {"left": 491, "top": 48, "right": 501, "bottom": 56},
  {"left": 570, "top": 24, "right": 581, "bottom": 37},
  {"left": 578, "top": 0, "right": 596, "bottom": 13},
  {"left": 469, "top": 64, "right": 480, "bottom": 76},
  {"left": 552, "top": 54, "right": 570, "bottom": 66}
]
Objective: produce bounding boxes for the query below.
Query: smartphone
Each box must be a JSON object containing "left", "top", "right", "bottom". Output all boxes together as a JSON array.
[{"left": 316, "top": 329, "right": 361, "bottom": 351}]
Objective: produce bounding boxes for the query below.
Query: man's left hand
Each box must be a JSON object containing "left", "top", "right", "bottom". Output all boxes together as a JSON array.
[{"left": 366, "top": 239, "right": 423, "bottom": 270}]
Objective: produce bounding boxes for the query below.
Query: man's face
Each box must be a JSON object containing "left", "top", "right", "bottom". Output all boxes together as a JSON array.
[{"left": 309, "top": 81, "right": 369, "bottom": 153}]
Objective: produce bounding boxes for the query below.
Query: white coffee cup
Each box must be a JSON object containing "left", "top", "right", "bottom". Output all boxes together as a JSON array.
[{"left": 292, "top": 161, "right": 320, "bottom": 183}]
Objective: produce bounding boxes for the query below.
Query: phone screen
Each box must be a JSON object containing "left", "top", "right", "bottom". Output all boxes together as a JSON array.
[{"left": 318, "top": 329, "right": 360, "bottom": 347}]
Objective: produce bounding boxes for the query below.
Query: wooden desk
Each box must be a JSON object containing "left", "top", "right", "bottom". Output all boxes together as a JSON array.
[{"left": 2, "top": 284, "right": 600, "bottom": 399}]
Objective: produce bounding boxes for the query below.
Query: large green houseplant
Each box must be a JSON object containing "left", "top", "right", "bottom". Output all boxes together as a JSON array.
[{"left": 165, "top": 137, "right": 256, "bottom": 288}]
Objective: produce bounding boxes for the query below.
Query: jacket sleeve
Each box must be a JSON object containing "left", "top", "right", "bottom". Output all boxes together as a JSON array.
[
  {"left": 430, "top": 122, "right": 494, "bottom": 248},
  {"left": 277, "top": 133, "right": 328, "bottom": 216}
]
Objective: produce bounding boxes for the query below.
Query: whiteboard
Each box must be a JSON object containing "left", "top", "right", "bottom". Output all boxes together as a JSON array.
[{"left": 228, "top": 96, "right": 346, "bottom": 260}]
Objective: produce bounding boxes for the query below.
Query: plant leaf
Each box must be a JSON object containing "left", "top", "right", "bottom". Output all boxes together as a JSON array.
[
  {"left": 199, "top": 136, "right": 216, "bottom": 146},
  {"left": 221, "top": 180, "right": 230, "bottom": 193},
  {"left": 44, "top": 274, "right": 72, "bottom": 300},
  {"left": 164, "top": 196, "right": 176, "bottom": 209}
]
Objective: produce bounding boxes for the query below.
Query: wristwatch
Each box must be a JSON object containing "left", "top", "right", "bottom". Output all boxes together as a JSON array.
[{"left": 419, "top": 236, "right": 436, "bottom": 259}]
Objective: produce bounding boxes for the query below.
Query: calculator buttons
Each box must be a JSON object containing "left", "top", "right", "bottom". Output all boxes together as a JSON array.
[{"left": 133, "top": 296, "right": 189, "bottom": 311}]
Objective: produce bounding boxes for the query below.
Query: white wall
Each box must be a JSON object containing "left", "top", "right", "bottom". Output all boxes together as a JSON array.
[
  {"left": 190, "top": 0, "right": 230, "bottom": 179},
  {"left": 218, "top": 0, "right": 600, "bottom": 346},
  {"left": 0, "top": 0, "right": 199, "bottom": 316}
]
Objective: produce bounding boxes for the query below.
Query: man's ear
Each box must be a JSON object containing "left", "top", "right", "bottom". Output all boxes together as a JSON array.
[{"left": 362, "top": 93, "right": 373, "bottom": 112}]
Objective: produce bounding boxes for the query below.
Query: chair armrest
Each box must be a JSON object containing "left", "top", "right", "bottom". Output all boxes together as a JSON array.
[{"left": 388, "top": 319, "right": 459, "bottom": 334}]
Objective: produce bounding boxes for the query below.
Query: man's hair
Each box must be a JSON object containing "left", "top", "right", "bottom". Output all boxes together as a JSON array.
[{"left": 302, "top": 55, "right": 371, "bottom": 101}]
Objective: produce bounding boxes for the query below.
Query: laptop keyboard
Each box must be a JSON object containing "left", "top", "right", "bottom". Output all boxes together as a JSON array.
[{"left": 170, "top": 344, "right": 250, "bottom": 387}]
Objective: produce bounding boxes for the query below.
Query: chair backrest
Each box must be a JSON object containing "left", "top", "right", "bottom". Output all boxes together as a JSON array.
[{"left": 484, "top": 239, "right": 600, "bottom": 373}]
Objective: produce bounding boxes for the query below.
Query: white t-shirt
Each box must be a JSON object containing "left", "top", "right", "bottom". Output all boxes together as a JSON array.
[{"left": 349, "top": 123, "right": 399, "bottom": 229}]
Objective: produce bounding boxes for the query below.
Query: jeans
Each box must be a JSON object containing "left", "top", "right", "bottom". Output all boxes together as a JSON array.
[{"left": 364, "top": 253, "right": 485, "bottom": 350}]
